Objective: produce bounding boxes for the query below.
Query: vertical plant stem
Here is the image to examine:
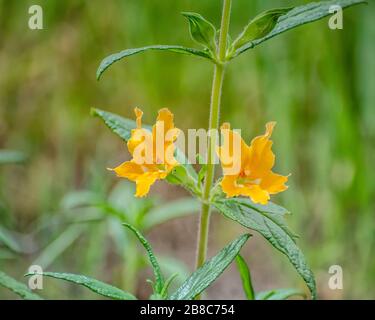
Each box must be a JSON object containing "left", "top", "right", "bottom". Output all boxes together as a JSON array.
[
  {"left": 123, "top": 239, "right": 139, "bottom": 293},
  {"left": 195, "top": 0, "right": 232, "bottom": 298}
]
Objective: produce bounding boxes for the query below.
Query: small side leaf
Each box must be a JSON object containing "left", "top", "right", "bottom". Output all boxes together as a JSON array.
[
  {"left": 235, "top": 255, "right": 255, "bottom": 300},
  {"left": 0, "top": 271, "right": 43, "bottom": 300},
  {"left": 160, "top": 273, "right": 179, "bottom": 299},
  {"left": 123, "top": 223, "right": 164, "bottom": 294},
  {"left": 231, "top": 7, "right": 293, "bottom": 52},
  {"left": 214, "top": 197, "right": 316, "bottom": 299},
  {"left": 182, "top": 12, "right": 217, "bottom": 52},
  {"left": 166, "top": 165, "right": 201, "bottom": 196},
  {"left": 24, "top": 272, "right": 136, "bottom": 300},
  {"left": 170, "top": 233, "right": 251, "bottom": 300},
  {"left": 97, "top": 45, "right": 212, "bottom": 80},
  {"left": 256, "top": 288, "right": 306, "bottom": 300}
]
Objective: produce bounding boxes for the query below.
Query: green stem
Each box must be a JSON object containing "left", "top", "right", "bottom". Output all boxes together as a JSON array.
[{"left": 195, "top": 0, "right": 232, "bottom": 298}]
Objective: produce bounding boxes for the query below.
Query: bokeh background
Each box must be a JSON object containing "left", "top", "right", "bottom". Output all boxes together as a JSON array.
[{"left": 0, "top": 0, "right": 374, "bottom": 299}]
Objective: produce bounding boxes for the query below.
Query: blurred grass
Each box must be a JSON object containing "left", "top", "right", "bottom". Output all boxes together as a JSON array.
[{"left": 0, "top": 0, "right": 374, "bottom": 299}]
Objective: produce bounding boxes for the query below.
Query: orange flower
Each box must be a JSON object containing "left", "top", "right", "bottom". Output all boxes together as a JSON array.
[
  {"left": 217, "top": 122, "right": 288, "bottom": 205},
  {"left": 110, "top": 108, "right": 180, "bottom": 197}
]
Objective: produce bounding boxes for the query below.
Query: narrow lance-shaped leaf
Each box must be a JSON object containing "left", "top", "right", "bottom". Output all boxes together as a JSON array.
[
  {"left": 24, "top": 272, "right": 136, "bottom": 300},
  {"left": 235, "top": 255, "right": 255, "bottom": 300},
  {"left": 97, "top": 45, "right": 212, "bottom": 80},
  {"left": 123, "top": 223, "right": 164, "bottom": 294},
  {"left": 170, "top": 233, "right": 251, "bottom": 300},
  {"left": 182, "top": 12, "right": 217, "bottom": 53},
  {"left": 213, "top": 197, "right": 317, "bottom": 299},
  {"left": 32, "top": 224, "right": 85, "bottom": 269},
  {"left": 0, "top": 271, "right": 43, "bottom": 300},
  {"left": 233, "top": 0, "right": 367, "bottom": 57},
  {"left": 256, "top": 288, "right": 306, "bottom": 300},
  {"left": 231, "top": 7, "right": 293, "bottom": 52}
]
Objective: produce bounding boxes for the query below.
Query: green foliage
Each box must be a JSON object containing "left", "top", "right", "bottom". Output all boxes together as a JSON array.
[
  {"left": 256, "top": 288, "right": 305, "bottom": 300},
  {"left": 96, "top": 45, "right": 212, "bottom": 80},
  {"left": 123, "top": 223, "right": 164, "bottom": 294},
  {"left": 232, "top": 0, "right": 367, "bottom": 57},
  {"left": 235, "top": 254, "right": 305, "bottom": 300},
  {"left": 213, "top": 197, "right": 316, "bottom": 299},
  {"left": 25, "top": 272, "right": 136, "bottom": 300},
  {"left": 235, "top": 255, "right": 255, "bottom": 300},
  {"left": 231, "top": 7, "right": 293, "bottom": 53},
  {"left": 170, "top": 234, "right": 250, "bottom": 300},
  {"left": 24, "top": 226, "right": 250, "bottom": 300},
  {"left": 32, "top": 224, "right": 86, "bottom": 269},
  {"left": 0, "top": 271, "right": 42, "bottom": 300},
  {"left": 182, "top": 12, "right": 217, "bottom": 53}
]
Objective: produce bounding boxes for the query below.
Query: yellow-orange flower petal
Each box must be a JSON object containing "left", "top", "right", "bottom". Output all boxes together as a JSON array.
[
  {"left": 111, "top": 161, "right": 144, "bottom": 181},
  {"left": 245, "top": 122, "right": 276, "bottom": 178},
  {"left": 135, "top": 172, "right": 161, "bottom": 197},
  {"left": 217, "top": 123, "right": 250, "bottom": 175},
  {"left": 219, "top": 121, "right": 288, "bottom": 204},
  {"left": 260, "top": 171, "right": 289, "bottom": 194},
  {"left": 110, "top": 108, "right": 179, "bottom": 197}
]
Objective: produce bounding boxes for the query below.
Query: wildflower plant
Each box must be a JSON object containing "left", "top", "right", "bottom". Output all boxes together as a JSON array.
[{"left": 20, "top": 0, "right": 366, "bottom": 300}]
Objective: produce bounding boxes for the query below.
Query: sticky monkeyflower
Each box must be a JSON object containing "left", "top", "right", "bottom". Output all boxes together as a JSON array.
[
  {"left": 110, "top": 108, "right": 180, "bottom": 197},
  {"left": 217, "top": 122, "right": 289, "bottom": 205}
]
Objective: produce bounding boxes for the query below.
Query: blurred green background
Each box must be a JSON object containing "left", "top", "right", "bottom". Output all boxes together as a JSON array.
[{"left": 0, "top": 0, "right": 374, "bottom": 299}]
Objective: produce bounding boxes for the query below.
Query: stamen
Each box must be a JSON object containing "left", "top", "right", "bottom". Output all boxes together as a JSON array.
[{"left": 134, "top": 108, "right": 143, "bottom": 129}]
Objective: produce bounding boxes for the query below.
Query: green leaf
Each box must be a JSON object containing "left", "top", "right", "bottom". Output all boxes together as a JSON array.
[
  {"left": 182, "top": 12, "right": 217, "bottom": 52},
  {"left": 0, "top": 225, "right": 22, "bottom": 253},
  {"left": 60, "top": 190, "right": 99, "bottom": 210},
  {"left": 91, "top": 108, "right": 198, "bottom": 187},
  {"left": 256, "top": 288, "right": 306, "bottom": 300},
  {"left": 231, "top": 7, "right": 293, "bottom": 52},
  {"left": 170, "top": 233, "right": 250, "bottom": 300},
  {"left": 97, "top": 45, "right": 212, "bottom": 80},
  {"left": 143, "top": 198, "right": 200, "bottom": 229},
  {"left": 233, "top": 0, "right": 367, "bottom": 57},
  {"left": 32, "top": 224, "right": 85, "bottom": 269},
  {"left": 213, "top": 197, "right": 316, "bottom": 299},
  {"left": 91, "top": 108, "right": 138, "bottom": 141},
  {"left": 0, "top": 150, "right": 27, "bottom": 165},
  {"left": 235, "top": 255, "right": 255, "bottom": 300},
  {"left": 123, "top": 223, "right": 164, "bottom": 294},
  {"left": 25, "top": 272, "right": 136, "bottom": 300},
  {"left": 0, "top": 271, "right": 43, "bottom": 300}
]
